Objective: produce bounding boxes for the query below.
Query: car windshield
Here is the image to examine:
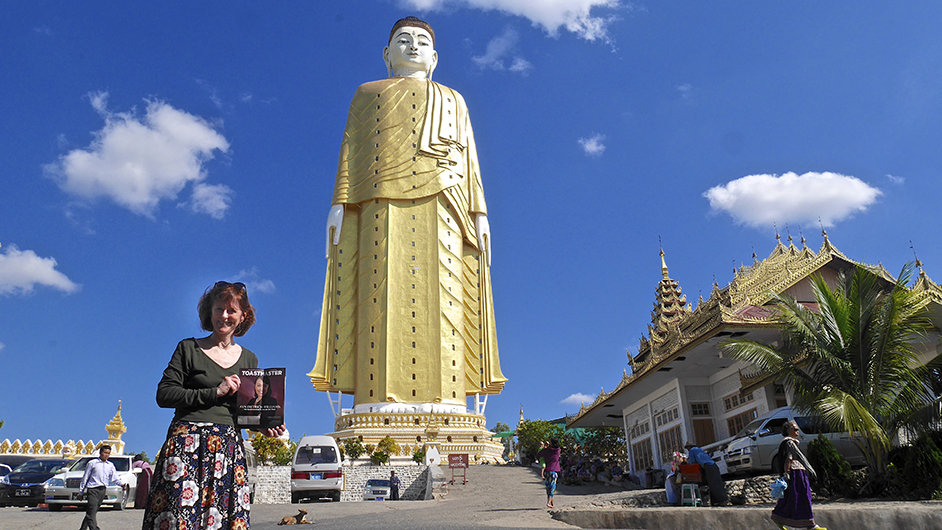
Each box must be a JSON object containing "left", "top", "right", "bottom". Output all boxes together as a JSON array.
[
  {"left": 366, "top": 479, "right": 390, "bottom": 487},
  {"left": 295, "top": 446, "right": 337, "bottom": 465},
  {"left": 70, "top": 457, "right": 130, "bottom": 472},
  {"left": 733, "top": 417, "right": 767, "bottom": 439},
  {"left": 13, "top": 460, "right": 71, "bottom": 474}
]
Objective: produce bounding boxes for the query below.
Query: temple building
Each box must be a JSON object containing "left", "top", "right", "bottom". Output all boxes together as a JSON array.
[{"left": 567, "top": 233, "right": 942, "bottom": 476}]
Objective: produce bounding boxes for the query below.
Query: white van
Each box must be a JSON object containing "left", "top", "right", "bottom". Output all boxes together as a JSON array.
[
  {"left": 290, "top": 435, "right": 343, "bottom": 503},
  {"left": 723, "top": 407, "right": 866, "bottom": 474}
]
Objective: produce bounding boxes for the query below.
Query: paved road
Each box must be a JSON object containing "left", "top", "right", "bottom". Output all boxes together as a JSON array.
[{"left": 0, "top": 465, "right": 596, "bottom": 530}]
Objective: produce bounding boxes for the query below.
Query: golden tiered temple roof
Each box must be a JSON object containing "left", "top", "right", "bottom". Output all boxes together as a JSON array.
[
  {"left": 105, "top": 401, "right": 127, "bottom": 441},
  {"left": 569, "top": 232, "right": 942, "bottom": 428}
]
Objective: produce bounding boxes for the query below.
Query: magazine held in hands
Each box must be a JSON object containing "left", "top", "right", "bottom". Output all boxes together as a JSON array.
[{"left": 237, "top": 368, "right": 285, "bottom": 429}]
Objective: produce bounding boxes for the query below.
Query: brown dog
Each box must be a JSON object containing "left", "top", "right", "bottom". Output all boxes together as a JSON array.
[{"left": 277, "top": 509, "right": 312, "bottom": 525}]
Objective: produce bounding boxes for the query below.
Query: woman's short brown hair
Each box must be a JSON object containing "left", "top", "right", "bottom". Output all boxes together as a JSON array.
[{"left": 198, "top": 281, "right": 256, "bottom": 337}]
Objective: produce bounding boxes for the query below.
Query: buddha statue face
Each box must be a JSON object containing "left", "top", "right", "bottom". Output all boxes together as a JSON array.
[{"left": 384, "top": 25, "right": 438, "bottom": 78}]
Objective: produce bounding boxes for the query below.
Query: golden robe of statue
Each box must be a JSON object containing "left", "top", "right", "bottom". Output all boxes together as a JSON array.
[{"left": 309, "top": 23, "right": 506, "bottom": 408}]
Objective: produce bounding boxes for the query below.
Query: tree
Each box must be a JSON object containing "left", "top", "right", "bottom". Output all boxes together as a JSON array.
[
  {"left": 721, "top": 263, "right": 939, "bottom": 493},
  {"left": 491, "top": 422, "right": 512, "bottom": 460},
  {"left": 515, "top": 419, "right": 564, "bottom": 463},
  {"left": 251, "top": 435, "right": 297, "bottom": 466},
  {"left": 581, "top": 427, "right": 627, "bottom": 462}
]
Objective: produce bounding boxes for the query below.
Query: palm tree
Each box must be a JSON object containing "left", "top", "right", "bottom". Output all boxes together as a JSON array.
[{"left": 721, "top": 263, "right": 940, "bottom": 492}]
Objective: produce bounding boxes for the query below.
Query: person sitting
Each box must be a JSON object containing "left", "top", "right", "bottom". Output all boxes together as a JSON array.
[
  {"left": 611, "top": 462, "right": 624, "bottom": 482},
  {"left": 685, "top": 441, "right": 729, "bottom": 506},
  {"left": 665, "top": 452, "right": 686, "bottom": 505}
]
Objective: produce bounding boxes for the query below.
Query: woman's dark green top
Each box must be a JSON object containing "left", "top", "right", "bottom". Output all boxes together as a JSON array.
[{"left": 156, "top": 338, "right": 258, "bottom": 426}]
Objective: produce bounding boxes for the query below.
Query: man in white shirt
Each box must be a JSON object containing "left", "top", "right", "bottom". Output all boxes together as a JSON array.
[{"left": 78, "top": 445, "right": 123, "bottom": 530}]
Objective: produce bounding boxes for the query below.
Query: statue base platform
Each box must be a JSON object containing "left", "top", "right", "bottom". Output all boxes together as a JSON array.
[{"left": 329, "top": 410, "right": 504, "bottom": 465}]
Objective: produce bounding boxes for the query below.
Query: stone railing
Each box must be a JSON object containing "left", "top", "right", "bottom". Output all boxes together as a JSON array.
[{"left": 335, "top": 411, "right": 487, "bottom": 431}]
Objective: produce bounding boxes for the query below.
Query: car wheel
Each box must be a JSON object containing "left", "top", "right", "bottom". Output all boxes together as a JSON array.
[
  {"left": 291, "top": 492, "right": 301, "bottom": 504},
  {"left": 331, "top": 491, "right": 341, "bottom": 502},
  {"left": 48, "top": 504, "right": 63, "bottom": 512}
]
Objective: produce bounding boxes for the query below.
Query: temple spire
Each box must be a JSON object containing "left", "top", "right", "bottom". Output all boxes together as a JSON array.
[{"left": 649, "top": 245, "right": 689, "bottom": 344}]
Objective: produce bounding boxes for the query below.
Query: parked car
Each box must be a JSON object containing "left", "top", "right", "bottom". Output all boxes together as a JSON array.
[
  {"left": 44, "top": 454, "right": 138, "bottom": 511},
  {"left": 0, "top": 459, "right": 72, "bottom": 507},
  {"left": 290, "top": 435, "right": 342, "bottom": 503},
  {"left": 723, "top": 406, "right": 867, "bottom": 474},
  {"left": 362, "top": 478, "right": 391, "bottom": 501},
  {"left": 0, "top": 464, "right": 11, "bottom": 478}
]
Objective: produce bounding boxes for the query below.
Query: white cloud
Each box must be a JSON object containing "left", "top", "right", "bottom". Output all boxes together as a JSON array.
[
  {"left": 190, "top": 183, "right": 234, "bottom": 219},
  {"left": 400, "top": 0, "right": 625, "bottom": 42},
  {"left": 44, "top": 91, "right": 230, "bottom": 219},
  {"left": 0, "top": 245, "right": 80, "bottom": 295},
  {"left": 886, "top": 174, "right": 905, "bottom": 185},
  {"left": 676, "top": 83, "right": 693, "bottom": 100},
  {"left": 704, "top": 172, "right": 882, "bottom": 228},
  {"left": 578, "top": 133, "right": 606, "bottom": 156},
  {"left": 561, "top": 393, "right": 595, "bottom": 406},
  {"left": 472, "top": 28, "right": 533, "bottom": 75},
  {"left": 0, "top": 342, "right": 5, "bottom": 353},
  {"left": 231, "top": 268, "right": 276, "bottom": 295}
]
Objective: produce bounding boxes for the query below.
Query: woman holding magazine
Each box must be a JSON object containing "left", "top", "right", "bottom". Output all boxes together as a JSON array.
[{"left": 142, "top": 281, "right": 285, "bottom": 530}]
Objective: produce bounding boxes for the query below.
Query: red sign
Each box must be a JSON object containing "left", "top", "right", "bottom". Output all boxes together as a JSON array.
[{"left": 448, "top": 454, "right": 469, "bottom": 468}]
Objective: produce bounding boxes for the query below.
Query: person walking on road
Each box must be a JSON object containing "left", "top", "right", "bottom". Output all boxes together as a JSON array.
[
  {"left": 79, "top": 444, "right": 123, "bottom": 530},
  {"left": 771, "top": 420, "right": 827, "bottom": 530},
  {"left": 536, "top": 438, "right": 562, "bottom": 509}
]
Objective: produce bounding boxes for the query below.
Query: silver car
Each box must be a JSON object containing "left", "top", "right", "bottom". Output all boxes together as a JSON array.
[
  {"left": 362, "top": 479, "right": 391, "bottom": 501},
  {"left": 44, "top": 455, "right": 137, "bottom": 511}
]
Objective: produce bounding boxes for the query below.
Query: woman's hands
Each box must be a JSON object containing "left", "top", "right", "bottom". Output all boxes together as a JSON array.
[
  {"left": 261, "top": 425, "right": 287, "bottom": 438},
  {"left": 216, "top": 374, "right": 241, "bottom": 397}
]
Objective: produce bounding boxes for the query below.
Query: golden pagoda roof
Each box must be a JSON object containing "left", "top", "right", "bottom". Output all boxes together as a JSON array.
[
  {"left": 105, "top": 401, "right": 127, "bottom": 441},
  {"left": 570, "top": 233, "right": 917, "bottom": 427}
]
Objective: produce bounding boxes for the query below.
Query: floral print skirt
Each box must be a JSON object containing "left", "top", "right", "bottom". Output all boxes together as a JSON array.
[{"left": 142, "top": 422, "right": 250, "bottom": 530}]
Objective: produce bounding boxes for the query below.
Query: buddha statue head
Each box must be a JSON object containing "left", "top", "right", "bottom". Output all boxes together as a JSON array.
[{"left": 384, "top": 16, "right": 438, "bottom": 79}]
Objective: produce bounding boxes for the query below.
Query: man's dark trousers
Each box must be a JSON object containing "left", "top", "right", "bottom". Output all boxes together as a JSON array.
[{"left": 79, "top": 486, "right": 106, "bottom": 530}]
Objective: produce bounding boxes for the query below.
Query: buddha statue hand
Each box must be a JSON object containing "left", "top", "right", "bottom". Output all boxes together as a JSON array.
[
  {"left": 476, "top": 213, "right": 491, "bottom": 266},
  {"left": 326, "top": 204, "right": 344, "bottom": 258}
]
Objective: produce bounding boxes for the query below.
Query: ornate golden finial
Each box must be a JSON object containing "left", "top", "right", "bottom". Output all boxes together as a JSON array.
[
  {"left": 659, "top": 236, "right": 669, "bottom": 279},
  {"left": 911, "top": 240, "right": 925, "bottom": 277},
  {"left": 105, "top": 401, "right": 127, "bottom": 441},
  {"left": 751, "top": 244, "right": 758, "bottom": 263},
  {"left": 774, "top": 224, "right": 781, "bottom": 245},
  {"left": 786, "top": 224, "right": 793, "bottom": 246},
  {"left": 798, "top": 226, "right": 807, "bottom": 248},
  {"left": 517, "top": 404, "right": 524, "bottom": 427}
]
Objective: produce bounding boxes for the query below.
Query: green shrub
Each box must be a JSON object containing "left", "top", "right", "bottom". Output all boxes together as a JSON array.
[
  {"left": 808, "top": 434, "right": 856, "bottom": 498},
  {"left": 251, "top": 435, "right": 297, "bottom": 466},
  {"left": 371, "top": 451, "right": 389, "bottom": 466},
  {"left": 893, "top": 432, "right": 942, "bottom": 500},
  {"left": 377, "top": 435, "right": 400, "bottom": 457},
  {"left": 342, "top": 438, "right": 365, "bottom": 460},
  {"left": 412, "top": 449, "right": 426, "bottom": 464}
]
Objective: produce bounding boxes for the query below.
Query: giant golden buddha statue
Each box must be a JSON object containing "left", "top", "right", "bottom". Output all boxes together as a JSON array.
[{"left": 309, "top": 16, "right": 506, "bottom": 430}]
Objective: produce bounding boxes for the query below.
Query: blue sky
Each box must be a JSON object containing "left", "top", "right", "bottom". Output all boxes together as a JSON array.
[{"left": 2, "top": 1, "right": 941, "bottom": 456}]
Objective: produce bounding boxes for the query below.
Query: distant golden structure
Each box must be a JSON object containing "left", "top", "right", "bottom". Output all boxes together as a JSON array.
[
  {"left": 309, "top": 17, "right": 506, "bottom": 463},
  {"left": 0, "top": 402, "right": 127, "bottom": 457}
]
